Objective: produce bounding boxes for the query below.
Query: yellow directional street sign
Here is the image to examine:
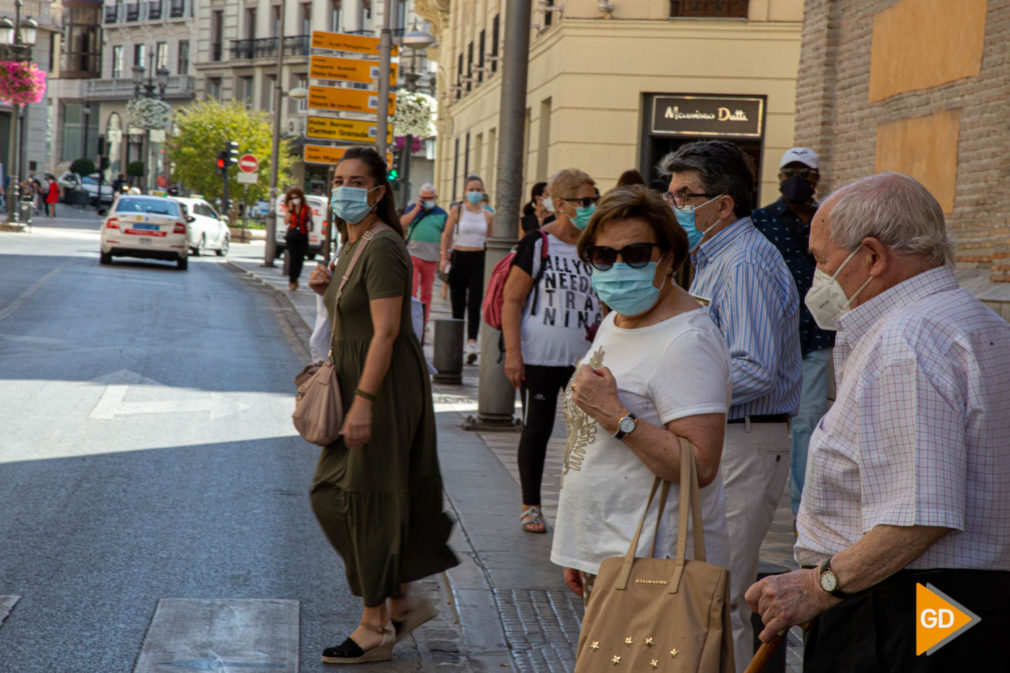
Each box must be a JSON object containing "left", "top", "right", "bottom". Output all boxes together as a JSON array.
[
  {"left": 311, "top": 30, "right": 399, "bottom": 57},
  {"left": 306, "top": 116, "right": 393, "bottom": 144},
  {"left": 304, "top": 144, "right": 394, "bottom": 167},
  {"left": 308, "top": 85, "right": 396, "bottom": 115},
  {"left": 310, "top": 55, "right": 398, "bottom": 85}
]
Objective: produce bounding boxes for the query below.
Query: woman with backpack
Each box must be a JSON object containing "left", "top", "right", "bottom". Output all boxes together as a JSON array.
[{"left": 501, "top": 168, "right": 602, "bottom": 534}]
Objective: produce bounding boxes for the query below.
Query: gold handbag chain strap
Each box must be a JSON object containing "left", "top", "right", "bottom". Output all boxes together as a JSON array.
[
  {"left": 326, "top": 223, "right": 392, "bottom": 360},
  {"left": 615, "top": 437, "right": 706, "bottom": 593}
]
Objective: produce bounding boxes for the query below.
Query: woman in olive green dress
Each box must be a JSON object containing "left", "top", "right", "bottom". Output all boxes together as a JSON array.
[{"left": 307, "top": 147, "right": 457, "bottom": 664}]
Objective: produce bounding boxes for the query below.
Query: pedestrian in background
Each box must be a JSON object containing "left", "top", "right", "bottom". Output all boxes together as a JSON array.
[
  {"left": 440, "top": 175, "right": 494, "bottom": 365},
  {"left": 398, "top": 182, "right": 447, "bottom": 323},
  {"left": 663, "top": 140, "right": 801, "bottom": 672},
  {"left": 283, "top": 187, "right": 311, "bottom": 291},
  {"left": 307, "top": 146, "right": 457, "bottom": 665},
  {"left": 752, "top": 147, "right": 833, "bottom": 518},
  {"left": 520, "top": 181, "right": 554, "bottom": 234},
  {"left": 46, "top": 177, "right": 59, "bottom": 217},
  {"left": 747, "top": 172, "right": 1010, "bottom": 672},
  {"left": 615, "top": 168, "right": 646, "bottom": 188},
  {"left": 501, "top": 167, "right": 601, "bottom": 534},
  {"left": 552, "top": 185, "right": 732, "bottom": 599},
  {"left": 480, "top": 192, "right": 495, "bottom": 214}
]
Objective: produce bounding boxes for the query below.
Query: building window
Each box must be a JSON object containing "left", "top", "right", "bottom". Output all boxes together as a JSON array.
[
  {"left": 544, "top": 0, "right": 554, "bottom": 26},
  {"left": 148, "top": 0, "right": 162, "bottom": 20},
  {"left": 104, "top": 2, "right": 118, "bottom": 23},
  {"left": 247, "top": 7, "right": 257, "bottom": 40},
  {"left": 237, "top": 76, "right": 254, "bottom": 107},
  {"left": 264, "top": 74, "right": 276, "bottom": 112},
  {"left": 272, "top": 5, "right": 281, "bottom": 37},
  {"left": 297, "top": 75, "right": 307, "bottom": 112},
  {"left": 61, "top": 104, "right": 84, "bottom": 161},
  {"left": 112, "top": 45, "right": 124, "bottom": 78},
  {"left": 491, "top": 15, "right": 499, "bottom": 73},
  {"left": 477, "top": 30, "right": 485, "bottom": 84},
  {"left": 669, "top": 0, "right": 748, "bottom": 18},
  {"left": 330, "top": 0, "right": 341, "bottom": 31},
  {"left": 155, "top": 41, "right": 168, "bottom": 70},
  {"left": 177, "top": 39, "right": 189, "bottom": 74},
  {"left": 212, "top": 10, "right": 223, "bottom": 61},
  {"left": 63, "top": 2, "right": 102, "bottom": 77},
  {"left": 394, "top": 0, "right": 406, "bottom": 32},
  {"left": 169, "top": 0, "right": 185, "bottom": 18},
  {"left": 134, "top": 43, "right": 145, "bottom": 70},
  {"left": 456, "top": 52, "right": 462, "bottom": 99},
  {"left": 361, "top": 0, "right": 373, "bottom": 32},
  {"left": 207, "top": 77, "right": 222, "bottom": 99},
  {"left": 301, "top": 2, "right": 311, "bottom": 34},
  {"left": 466, "top": 41, "right": 473, "bottom": 92},
  {"left": 126, "top": 0, "right": 140, "bottom": 21}
]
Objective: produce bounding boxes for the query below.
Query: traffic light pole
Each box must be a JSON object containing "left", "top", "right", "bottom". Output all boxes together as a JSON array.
[{"left": 376, "top": 0, "right": 392, "bottom": 160}]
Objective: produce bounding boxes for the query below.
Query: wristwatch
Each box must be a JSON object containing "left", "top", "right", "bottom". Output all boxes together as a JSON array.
[
  {"left": 818, "top": 556, "right": 850, "bottom": 599},
  {"left": 614, "top": 411, "right": 637, "bottom": 440}
]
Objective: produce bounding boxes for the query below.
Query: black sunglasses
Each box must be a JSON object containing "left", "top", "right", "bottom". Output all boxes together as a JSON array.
[
  {"left": 586, "top": 243, "right": 661, "bottom": 271},
  {"left": 562, "top": 195, "right": 600, "bottom": 208}
]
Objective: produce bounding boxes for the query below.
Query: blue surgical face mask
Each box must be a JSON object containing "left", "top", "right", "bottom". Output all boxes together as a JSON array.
[
  {"left": 573, "top": 204, "right": 596, "bottom": 230},
  {"left": 331, "top": 186, "right": 378, "bottom": 224},
  {"left": 466, "top": 191, "right": 483, "bottom": 204},
  {"left": 672, "top": 194, "right": 723, "bottom": 252},
  {"left": 591, "top": 262, "right": 662, "bottom": 317},
  {"left": 422, "top": 199, "right": 436, "bottom": 209}
]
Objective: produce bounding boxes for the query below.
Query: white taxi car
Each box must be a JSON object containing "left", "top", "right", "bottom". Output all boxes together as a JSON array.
[
  {"left": 174, "top": 196, "right": 230, "bottom": 256},
  {"left": 99, "top": 196, "right": 191, "bottom": 270}
]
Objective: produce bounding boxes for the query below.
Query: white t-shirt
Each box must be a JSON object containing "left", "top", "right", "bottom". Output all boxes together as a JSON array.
[
  {"left": 512, "top": 232, "right": 601, "bottom": 367},
  {"left": 550, "top": 308, "right": 732, "bottom": 574}
]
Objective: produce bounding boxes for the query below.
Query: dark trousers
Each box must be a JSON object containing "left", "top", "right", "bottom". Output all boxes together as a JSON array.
[
  {"left": 287, "top": 233, "right": 308, "bottom": 284},
  {"left": 518, "top": 364, "right": 575, "bottom": 505},
  {"left": 449, "top": 250, "right": 484, "bottom": 341},
  {"left": 804, "top": 568, "right": 1010, "bottom": 672}
]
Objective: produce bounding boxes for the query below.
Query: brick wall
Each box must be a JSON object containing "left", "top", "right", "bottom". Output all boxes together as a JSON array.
[{"left": 794, "top": 0, "right": 1010, "bottom": 281}]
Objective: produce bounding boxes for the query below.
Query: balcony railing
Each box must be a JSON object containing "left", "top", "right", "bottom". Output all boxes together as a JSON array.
[
  {"left": 669, "top": 0, "right": 748, "bottom": 17},
  {"left": 229, "top": 35, "right": 310, "bottom": 60},
  {"left": 148, "top": 1, "right": 162, "bottom": 20},
  {"left": 104, "top": 4, "right": 118, "bottom": 23},
  {"left": 84, "top": 75, "right": 196, "bottom": 101},
  {"left": 125, "top": 2, "right": 140, "bottom": 21},
  {"left": 169, "top": 0, "right": 185, "bottom": 18}
]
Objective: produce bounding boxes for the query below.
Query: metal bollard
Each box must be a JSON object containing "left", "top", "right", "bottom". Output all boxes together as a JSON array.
[{"left": 432, "top": 318, "right": 464, "bottom": 384}]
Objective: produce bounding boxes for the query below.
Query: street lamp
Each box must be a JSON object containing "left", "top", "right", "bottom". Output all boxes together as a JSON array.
[
  {"left": 132, "top": 64, "right": 171, "bottom": 192},
  {"left": 397, "top": 22, "right": 435, "bottom": 211},
  {"left": 0, "top": 2, "right": 38, "bottom": 227}
]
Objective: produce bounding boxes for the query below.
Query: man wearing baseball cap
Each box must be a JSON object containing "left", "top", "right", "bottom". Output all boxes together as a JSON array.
[{"left": 752, "top": 147, "right": 834, "bottom": 519}]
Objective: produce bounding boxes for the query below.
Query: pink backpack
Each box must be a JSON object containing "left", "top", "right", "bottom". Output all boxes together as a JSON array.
[{"left": 482, "top": 230, "right": 549, "bottom": 330}]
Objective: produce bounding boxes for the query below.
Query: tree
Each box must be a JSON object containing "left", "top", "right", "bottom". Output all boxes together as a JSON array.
[
  {"left": 70, "top": 158, "right": 96, "bottom": 176},
  {"left": 167, "top": 99, "right": 294, "bottom": 204}
]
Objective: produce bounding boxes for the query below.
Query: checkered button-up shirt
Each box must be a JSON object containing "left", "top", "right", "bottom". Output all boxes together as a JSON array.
[{"left": 796, "top": 267, "right": 1010, "bottom": 569}]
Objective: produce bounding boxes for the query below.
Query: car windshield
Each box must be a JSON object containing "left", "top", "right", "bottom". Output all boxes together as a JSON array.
[
  {"left": 115, "top": 197, "right": 180, "bottom": 217},
  {"left": 82, "top": 176, "right": 98, "bottom": 185}
]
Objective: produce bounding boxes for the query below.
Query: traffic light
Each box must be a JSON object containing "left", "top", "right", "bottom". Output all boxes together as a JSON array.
[
  {"left": 225, "top": 141, "right": 239, "bottom": 167},
  {"left": 387, "top": 167, "right": 399, "bottom": 182},
  {"left": 216, "top": 151, "right": 227, "bottom": 177}
]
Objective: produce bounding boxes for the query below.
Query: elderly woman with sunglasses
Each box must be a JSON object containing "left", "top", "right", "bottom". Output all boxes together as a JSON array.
[
  {"left": 550, "top": 185, "right": 732, "bottom": 599},
  {"left": 502, "top": 168, "right": 602, "bottom": 534}
]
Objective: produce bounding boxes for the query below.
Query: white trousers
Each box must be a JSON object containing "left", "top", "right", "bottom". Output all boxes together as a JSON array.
[{"left": 722, "top": 420, "right": 791, "bottom": 673}]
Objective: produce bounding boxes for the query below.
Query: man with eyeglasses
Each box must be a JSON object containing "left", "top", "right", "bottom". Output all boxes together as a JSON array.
[
  {"left": 661, "top": 140, "right": 801, "bottom": 673},
  {"left": 751, "top": 148, "right": 834, "bottom": 526}
]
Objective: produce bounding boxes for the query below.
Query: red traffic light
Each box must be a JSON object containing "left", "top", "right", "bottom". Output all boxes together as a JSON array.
[{"left": 216, "top": 158, "right": 226, "bottom": 169}]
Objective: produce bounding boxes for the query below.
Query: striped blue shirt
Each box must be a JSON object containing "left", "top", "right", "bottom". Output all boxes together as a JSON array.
[{"left": 689, "top": 217, "right": 802, "bottom": 419}]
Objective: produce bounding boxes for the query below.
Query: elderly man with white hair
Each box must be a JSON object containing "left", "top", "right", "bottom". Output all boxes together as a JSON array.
[
  {"left": 747, "top": 172, "right": 1010, "bottom": 671},
  {"left": 399, "top": 182, "right": 447, "bottom": 323}
]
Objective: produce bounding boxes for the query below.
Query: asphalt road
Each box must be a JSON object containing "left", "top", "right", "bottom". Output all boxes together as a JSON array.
[{"left": 0, "top": 213, "right": 404, "bottom": 672}]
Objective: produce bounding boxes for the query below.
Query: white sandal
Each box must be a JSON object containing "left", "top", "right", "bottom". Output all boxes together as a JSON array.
[{"left": 521, "top": 506, "right": 547, "bottom": 534}]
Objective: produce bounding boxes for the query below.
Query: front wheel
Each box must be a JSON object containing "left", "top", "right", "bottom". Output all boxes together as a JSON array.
[
  {"left": 216, "top": 235, "right": 229, "bottom": 257},
  {"left": 177, "top": 256, "right": 188, "bottom": 271}
]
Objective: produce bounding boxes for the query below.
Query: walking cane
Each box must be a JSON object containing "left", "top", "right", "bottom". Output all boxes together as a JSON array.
[{"left": 743, "top": 623, "right": 810, "bottom": 673}]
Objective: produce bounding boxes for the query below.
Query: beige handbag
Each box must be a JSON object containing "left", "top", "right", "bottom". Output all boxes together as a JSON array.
[
  {"left": 292, "top": 224, "right": 389, "bottom": 446},
  {"left": 574, "top": 440, "right": 734, "bottom": 673}
]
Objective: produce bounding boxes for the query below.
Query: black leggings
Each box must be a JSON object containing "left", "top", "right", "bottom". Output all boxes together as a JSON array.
[
  {"left": 518, "top": 364, "right": 575, "bottom": 505},
  {"left": 287, "top": 233, "right": 308, "bottom": 283},
  {"left": 449, "top": 249, "right": 485, "bottom": 341}
]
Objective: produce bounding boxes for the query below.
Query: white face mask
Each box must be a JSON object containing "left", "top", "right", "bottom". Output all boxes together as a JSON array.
[
  {"left": 291, "top": 197, "right": 302, "bottom": 207},
  {"left": 804, "top": 247, "right": 873, "bottom": 331},
  {"left": 542, "top": 196, "right": 554, "bottom": 213}
]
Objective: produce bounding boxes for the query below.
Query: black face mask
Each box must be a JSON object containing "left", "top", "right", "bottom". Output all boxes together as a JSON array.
[{"left": 781, "top": 177, "right": 815, "bottom": 203}]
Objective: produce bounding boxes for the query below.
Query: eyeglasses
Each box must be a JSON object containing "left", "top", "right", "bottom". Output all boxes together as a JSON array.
[
  {"left": 663, "top": 190, "right": 716, "bottom": 207},
  {"left": 562, "top": 195, "right": 600, "bottom": 208},
  {"left": 585, "top": 242, "right": 660, "bottom": 271},
  {"left": 781, "top": 167, "right": 817, "bottom": 180}
]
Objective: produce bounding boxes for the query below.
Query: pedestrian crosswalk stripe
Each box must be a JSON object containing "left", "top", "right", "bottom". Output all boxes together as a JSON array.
[{"left": 133, "top": 599, "right": 299, "bottom": 673}]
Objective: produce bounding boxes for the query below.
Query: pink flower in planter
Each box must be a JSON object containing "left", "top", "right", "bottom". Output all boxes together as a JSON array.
[{"left": 0, "top": 61, "right": 48, "bottom": 105}]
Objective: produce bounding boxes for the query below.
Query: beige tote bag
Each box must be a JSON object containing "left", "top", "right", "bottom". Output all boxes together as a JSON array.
[
  {"left": 574, "top": 440, "right": 734, "bottom": 673},
  {"left": 292, "top": 224, "right": 390, "bottom": 446}
]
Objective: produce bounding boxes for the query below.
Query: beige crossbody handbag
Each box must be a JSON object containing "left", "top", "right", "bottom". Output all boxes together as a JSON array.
[
  {"left": 574, "top": 439, "right": 734, "bottom": 673},
  {"left": 292, "top": 224, "right": 390, "bottom": 446}
]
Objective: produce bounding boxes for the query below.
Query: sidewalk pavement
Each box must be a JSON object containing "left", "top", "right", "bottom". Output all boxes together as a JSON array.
[{"left": 226, "top": 241, "right": 803, "bottom": 673}]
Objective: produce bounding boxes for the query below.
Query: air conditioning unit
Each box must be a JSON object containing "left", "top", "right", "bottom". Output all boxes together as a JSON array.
[{"left": 287, "top": 118, "right": 304, "bottom": 135}]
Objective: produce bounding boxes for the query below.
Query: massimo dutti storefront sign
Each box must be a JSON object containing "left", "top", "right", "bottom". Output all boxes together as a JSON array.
[{"left": 651, "top": 95, "right": 765, "bottom": 138}]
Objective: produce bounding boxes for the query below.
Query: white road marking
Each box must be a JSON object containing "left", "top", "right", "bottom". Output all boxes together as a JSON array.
[
  {"left": 0, "top": 596, "right": 19, "bottom": 627},
  {"left": 89, "top": 370, "right": 250, "bottom": 420},
  {"left": 133, "top": 599, "right": 298, "bottom": 673},
  {"left": 0, "top": 261, "right": 73, "bottom": 322}
]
